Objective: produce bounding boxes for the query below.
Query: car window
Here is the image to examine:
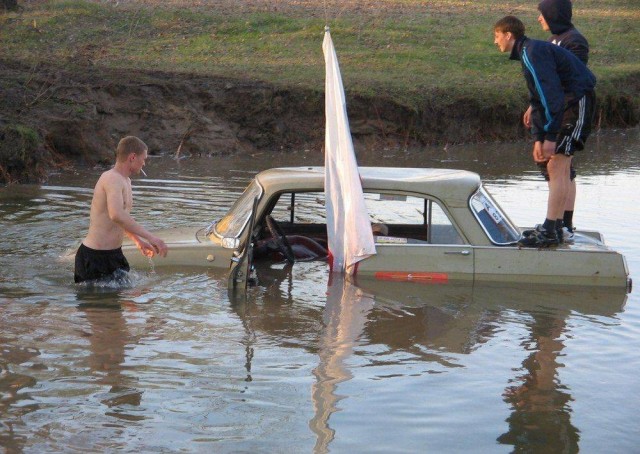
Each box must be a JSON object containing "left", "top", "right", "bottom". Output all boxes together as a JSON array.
[
  {"left": 469, "top": 188, "right": 520, "bottom": 245},
  {"left": 268, "top": 191, "right": 463, "bottom": 245},
  {"left": 269, "top": 192, "right": 327, "bottom": 223},
  {"left": 214, "top": 180, "right": 263, "bottom": 238},
  {"left": 364, "top": 193, "right": 463, "bottom": 245}
]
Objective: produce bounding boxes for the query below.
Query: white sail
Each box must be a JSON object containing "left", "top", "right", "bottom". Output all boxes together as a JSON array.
[{"left": 323, "top": 28, "right": 376, "bottom": 274}]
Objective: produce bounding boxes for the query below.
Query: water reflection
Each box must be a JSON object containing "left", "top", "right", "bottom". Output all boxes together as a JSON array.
[
  {"left": 0, "top": 322, "right": 40, "bottom": 453},
  {"left": 497, "top": 309, "right": 578, "bottom": 452},
  {"left": 76, "top": 293, "right": 144, "bottom": 414},
  {"left": 234, "top": 263, "right": 627, "bottom": 453},
  {"left": 352, "top": 277, "right": 626, "bottom": 453},
  {"left": 230, "top": 268, "right": 375, "bottom": 452},
  {"left": 310, "top": 275, "right": 374, "bottom": 453}
]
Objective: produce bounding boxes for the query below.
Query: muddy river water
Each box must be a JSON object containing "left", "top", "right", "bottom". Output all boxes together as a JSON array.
[{"left": 1, "top": 129, "right": 639, "bottom": 453}]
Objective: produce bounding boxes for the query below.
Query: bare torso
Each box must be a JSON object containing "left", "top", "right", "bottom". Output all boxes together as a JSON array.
[{"left": 83, "top": 169, "right": 132, "bottom": 250}]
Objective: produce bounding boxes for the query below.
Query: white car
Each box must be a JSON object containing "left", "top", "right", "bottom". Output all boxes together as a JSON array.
[{"left": 123, "top": 167, "right": 632, "bottom": 292}]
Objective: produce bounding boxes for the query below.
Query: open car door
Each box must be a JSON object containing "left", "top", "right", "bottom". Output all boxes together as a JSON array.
[{"left": 228, "top": 197, "right": 259, "bottom": 292}]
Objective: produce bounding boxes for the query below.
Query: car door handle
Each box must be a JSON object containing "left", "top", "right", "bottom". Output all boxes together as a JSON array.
[{"left": 444, "top": 250, "right": 471, "bottom": 256}]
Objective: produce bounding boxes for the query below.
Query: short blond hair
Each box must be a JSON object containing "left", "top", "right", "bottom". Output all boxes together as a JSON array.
[{"left": 116, "top": 136, "right": 147, "bottom": 162}]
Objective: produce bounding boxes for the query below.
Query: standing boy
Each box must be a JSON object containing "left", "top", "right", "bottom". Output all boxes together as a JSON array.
[
  {"left": 523, "top": 0, "right": 590, "bottom": 239},
  {"left": 537, "top": 0, "right": 588, "bottom": 64},
  {"left": 75, "top": 136, "right": 168, "bottom": 283},
  {"left": 493, "top": 16, "right": 596, "bottom": 247}
]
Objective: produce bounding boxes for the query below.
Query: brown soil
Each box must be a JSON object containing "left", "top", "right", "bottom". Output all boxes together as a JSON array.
[
  {"left": 1, "top": 0, "right": 639, "bottom": 184},
  {"left": 0, "top": 56, "right": 529, "bottom": 184}
]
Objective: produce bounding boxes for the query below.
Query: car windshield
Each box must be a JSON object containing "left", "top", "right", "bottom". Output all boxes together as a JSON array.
[
  {"left": 470, "top": 187, "right": 520, "bottom": 245},
  {"left": 213, "top": 180, "right": 263, "bottom": 239}
]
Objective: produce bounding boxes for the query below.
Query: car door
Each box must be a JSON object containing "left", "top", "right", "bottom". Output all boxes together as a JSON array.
[
  {"left": 356, "top": 242, "right": 474, "bottom": 283},
  {"left": 228, "top": 196, "right": 259, "bottom": 291},
  {"left": 355, "top": 193, "right": 474, "bottom": 282}
]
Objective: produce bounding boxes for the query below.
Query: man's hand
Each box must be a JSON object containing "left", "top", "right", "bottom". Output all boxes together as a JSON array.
[
  {"left": 532, "top": 141, "right": 546, "bottom": 163},
  {"left": 541, "top": 140, "right": 557, "bottom": 160},
  {"left": 532, "top": 140, "right": 557, "bottom": 163},
  {"left": 133, "top": 235, "right": 168, "bottom": 258},
  {"left": 523, "top": 106, "right": 532, "bottom": 129},
  {"left": 148, "top": 236, "right": 168, "bottom": 258},
  {"left": 134, "top": 238, "right": 157, "bottom": 258}
]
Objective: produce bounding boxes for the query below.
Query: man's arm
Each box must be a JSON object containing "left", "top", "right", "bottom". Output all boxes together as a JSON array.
[
  {"left": 523, "top": 45, "right": 565, "bottom": 142},
  {"left": 105, "top": 173, "right": 168, "bottom": 257},
  {"left": 125, "top": 231, "right": 157, "bottom": 258}
]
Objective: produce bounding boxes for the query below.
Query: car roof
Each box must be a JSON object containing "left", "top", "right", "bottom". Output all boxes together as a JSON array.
[{"left": 255, "top": 167, "right": 481, "bottom": 207}]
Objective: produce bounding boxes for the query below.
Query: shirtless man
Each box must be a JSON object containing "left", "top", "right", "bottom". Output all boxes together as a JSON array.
[{"left": 74, "top": 136, "right": 168, "bottom": 283}]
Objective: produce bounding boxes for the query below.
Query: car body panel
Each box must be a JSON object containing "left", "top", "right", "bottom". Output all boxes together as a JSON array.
[
  {"left": 122, "top": 166, "right": 631, "bottom": 291},
  {"left": 473, "top": 244, "right": 629, "bottom": 287},
  {"left": 350, "top": 275, "right": 628, "bottom": 319},
  {"left": 123, "top": 226, "right": 232, "bottom": 268},
  {"left": 357, "top": 244, "right": 474, "bottom": 282}
]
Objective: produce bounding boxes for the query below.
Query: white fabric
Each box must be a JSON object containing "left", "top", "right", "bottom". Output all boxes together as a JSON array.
[{"left": 323, "top": 29, "right": 376, "bottom": 274}]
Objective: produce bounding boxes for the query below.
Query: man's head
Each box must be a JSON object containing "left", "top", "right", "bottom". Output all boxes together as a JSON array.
[
  {"left": 493, "top": 16, "right": 525, "bottom": 53},
  {"left": 537, "top": 0, "right": 573, "bottom": 34},
  {"left": 116, "top": 136, "right": 148, "bottom": 175},
  {"left": 116, "top": 136, "right": 148, "bottom": 162},
  {"left": 537, "top": 13, "right": 550, "bottom": 32},
  {"left": 371, "top": 223, "right": 389, "bottom": 236}
]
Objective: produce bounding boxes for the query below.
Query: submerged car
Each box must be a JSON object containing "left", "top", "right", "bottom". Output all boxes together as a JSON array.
[{"left": 123, "top": 167, "right": 632, "bottom": 291}]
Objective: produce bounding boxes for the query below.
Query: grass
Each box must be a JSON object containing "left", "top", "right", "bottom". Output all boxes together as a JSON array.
[{"left": 1, "top": 0, "right": 639, "bottom": 109}]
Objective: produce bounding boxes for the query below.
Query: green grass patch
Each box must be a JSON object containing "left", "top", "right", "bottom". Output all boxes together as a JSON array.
[
  {"left": 1, "top": 0, "right": 639, "bottom": 109},
  {"left": 10, "top": 124, "right": 39, "bottom": 147}
]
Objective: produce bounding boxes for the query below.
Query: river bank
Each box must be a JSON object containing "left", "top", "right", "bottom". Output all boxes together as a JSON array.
[
  {"left": 2, "top": 57, "right": 639, "bottom": 184},
  {"left": 1, "top": 0, "right": 639, "bottom": 183}
]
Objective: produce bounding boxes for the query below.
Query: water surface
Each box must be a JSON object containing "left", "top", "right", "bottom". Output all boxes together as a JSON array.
[{"left": 1, "top": 129, "right": 639, "bottom": 453}]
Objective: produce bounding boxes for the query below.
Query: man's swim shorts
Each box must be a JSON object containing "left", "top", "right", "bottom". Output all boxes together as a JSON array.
[{"left": 74, "top": 243, "right": 130, "bottom": 283}]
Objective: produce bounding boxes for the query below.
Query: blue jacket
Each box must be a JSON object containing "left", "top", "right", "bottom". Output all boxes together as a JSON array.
[
  {"left": 538, "top": 0, "right": 589, "bottom": 64},
  {"left": 510, "top": 36, "right": 596, "bottom": 142}
]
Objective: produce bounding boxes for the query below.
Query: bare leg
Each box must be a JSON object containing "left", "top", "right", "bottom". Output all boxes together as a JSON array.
[
  {"left": 565, "top": 179, "right": 576, "bottom": 211},
  {"left": 546, "top": 155, "right": 571, "bottom": 221}
]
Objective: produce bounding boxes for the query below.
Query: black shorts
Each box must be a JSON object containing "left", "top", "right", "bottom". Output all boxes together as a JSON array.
[
  {"left": 538, "top": 91, "right": 595, "bottom": 181},
  {"left": 74, "top": 243, "right": 130, "bottom": 283}
]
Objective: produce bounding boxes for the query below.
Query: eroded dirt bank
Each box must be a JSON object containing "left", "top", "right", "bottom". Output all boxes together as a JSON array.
[{"left": 1, "top": 58, "right": 638, "bottom": 184}]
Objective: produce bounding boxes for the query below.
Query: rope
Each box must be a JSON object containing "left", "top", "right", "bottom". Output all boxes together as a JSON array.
[{"left": 324, "top": 0, "right": 328, "bottom": 29}]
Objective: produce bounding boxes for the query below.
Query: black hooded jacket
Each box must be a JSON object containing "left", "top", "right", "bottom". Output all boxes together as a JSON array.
[{"left": 538, "top": 0, "right": 589, "bottom": 64}]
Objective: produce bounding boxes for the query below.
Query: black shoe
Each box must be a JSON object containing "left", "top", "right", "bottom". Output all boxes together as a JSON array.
[
  {"left": 556, "top": 228, "right": 564, "bottom": 244},
  {"left": 520, "top": 225, "right": 542, "bottom": 238},
  {"left": 518, "top": 225, "right": 559, "bottom": 248}
]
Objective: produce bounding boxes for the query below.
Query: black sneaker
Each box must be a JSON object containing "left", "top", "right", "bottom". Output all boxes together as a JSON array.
[
  {"left": 520, "top": 225, "right": 542, "bottom": 238},
  {"left": 521, "top": 228, "right": 534, "bottom": 237},
  {"left": 556, "top": 228, "right": 564, "bottom": 244},
  {"left": 518, "top": 225, "right": 559, "bottom": 248}
]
